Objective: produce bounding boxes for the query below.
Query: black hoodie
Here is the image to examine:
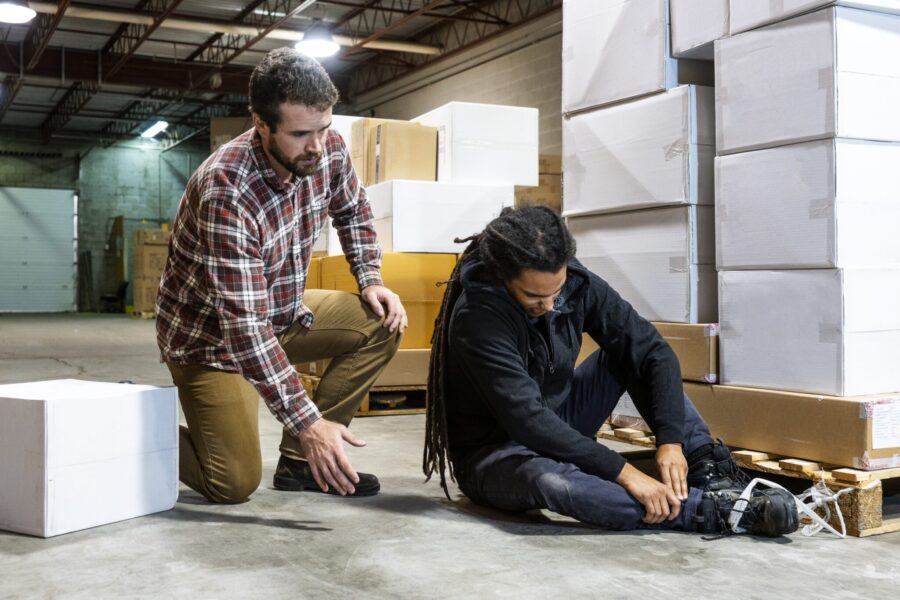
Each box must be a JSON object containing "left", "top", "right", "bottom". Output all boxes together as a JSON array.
[{"left": 445, "top": 256, "right": 685, "bottom": 481}]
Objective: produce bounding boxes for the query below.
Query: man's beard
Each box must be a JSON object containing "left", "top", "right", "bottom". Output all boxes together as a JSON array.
[{"left": 268, "top": 138, "right": 321, "bottom": 177}]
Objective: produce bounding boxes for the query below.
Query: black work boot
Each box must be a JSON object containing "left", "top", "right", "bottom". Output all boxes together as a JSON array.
[
  {"left": 695, "top": 487, "right": 799, "bottom": 537},
  {"left": 687, "top": 439, "right": 748, "bottom": 492},
  {"left": 273, "top": 455, "right": 381, "bottom": 496}
]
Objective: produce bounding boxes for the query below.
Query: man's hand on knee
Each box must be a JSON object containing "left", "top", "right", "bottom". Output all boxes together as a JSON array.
[
  {"left": 656, "top": 443, "right": 689, "bottom": 501},
  {"left": 297, "top": 419, "right": 366, "bottom": 496},
  {"left": 615, "top": 463, "right": 682, "bottom": 524},
  {"left": 361, "top": 284, "right": 408, "bottom": 333}
]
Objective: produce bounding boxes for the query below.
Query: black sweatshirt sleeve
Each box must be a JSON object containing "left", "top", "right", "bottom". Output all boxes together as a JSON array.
[
  {"left": 453, "top": 302, "right": 627, "bottom": 481},
  {"left": 580, "top": 267, "right": 685, "bottom": 446}
]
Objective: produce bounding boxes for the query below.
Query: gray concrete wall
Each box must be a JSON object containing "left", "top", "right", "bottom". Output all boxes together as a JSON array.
[{"left": 0, "top": 139, "right": 208, "bottom": 309}]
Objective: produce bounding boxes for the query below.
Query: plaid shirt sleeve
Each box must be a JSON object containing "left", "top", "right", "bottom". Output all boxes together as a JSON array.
[
  {"left": 328, "top": 144, "right": 383, "bottom": 291},
  {"left": 198, "top": 171, "right": 321, "bottom": 435}
]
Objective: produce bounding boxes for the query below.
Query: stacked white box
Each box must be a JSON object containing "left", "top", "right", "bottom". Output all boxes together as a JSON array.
[
  {"left": 0, "top": 379, "right": 178, "bottom": 537},
  {"left": 715, "top": 7, "right": 900, "bottom": 155},
  {"left": 719, "top": 270, "right": 900, "bottom": 396},
  {"left": 569, "top": 206, "right": 717, "bottom": 323},
  {"left": 716, "top": 138, "right": 900, "bottom": 269},
  {"left": 670, "top": 0, "right": 730, "bottom": 59},
  {"left": 412, "top": 102, "right": 538, "bottom": 186},
  {"left": 562, "top": 0, "right": 712, "bottom": 114},
  {"left": 728, "top": 0, "right": 900, "bottom": 34},
  {"left": 366, "top": 180, "right": 514, "bottom": 254},
  {"left": 563, "top": 85, "right": 715, "bottom": 216}
]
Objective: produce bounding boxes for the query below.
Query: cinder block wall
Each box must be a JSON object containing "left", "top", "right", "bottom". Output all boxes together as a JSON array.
[
  {"left": 0, "top": 139, "right": 207, "bottom": 308},
  {"left": 351, "top": 11, "right": 563, "bottom": 154}
]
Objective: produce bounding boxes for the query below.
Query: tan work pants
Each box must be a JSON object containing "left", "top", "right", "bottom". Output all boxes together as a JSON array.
[{"left": 167, "top": 290, "right": 402, "bottom": 503}]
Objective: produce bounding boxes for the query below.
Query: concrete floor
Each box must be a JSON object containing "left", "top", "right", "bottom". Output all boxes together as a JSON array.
[{"left": 1, "top": 314, "right": 899, "bottom": 599}]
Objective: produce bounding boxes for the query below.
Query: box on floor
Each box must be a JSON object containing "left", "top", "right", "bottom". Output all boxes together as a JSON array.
[
  {"left": 132, "top": 277, "right": 160, "bottom": 313},
  {"left": 562, "top": 0, "right": 712, "bottom": 114},
  {"left": 0, "top": 379, "right": 178, "bottom": 537},
  {"left": 719, "top": 268, "right": 900, "bottom": 396},
  {"left": 366, "top": 180, "right": 513, "bottom": 253},
  {"left": 716, "top": 138, "right": 900, "bottom": 269},
  {"left": 686, "top": 382, "right": 900, "bottom": 470},
  {"left": 563, "top": 85, "right": 714, "bottom": 216},
  {"left": 319, "top": 253, "right": 457, "bottom": 348},
  {"left": 413, "top": 101, "right": 539, "bottom": 186},
  {"left": 569, "top": 205, "right": 717, "bottom": 323},
  {"left": 716, "top": 6, "right": 900, "bottom": 154},
  {"left": 296, "top": 348, "right": 430, "bottom": 388}
]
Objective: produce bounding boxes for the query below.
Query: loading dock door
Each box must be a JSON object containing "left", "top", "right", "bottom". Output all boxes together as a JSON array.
[{"left": 0, "top": 187, "right": 77, "bottom": 312}]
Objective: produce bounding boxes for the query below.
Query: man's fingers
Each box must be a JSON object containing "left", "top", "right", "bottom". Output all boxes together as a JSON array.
[
  {"left": 341, "top": 427, "right": 367, "bottom": 448},
  {"left": 309, "top": 459, "right": 328, "bottom": 493},
  {"left": 659, "top": 465, "right": 672, "bottom": 487},
  {"left": 366, "top": 294, "right": 385, "bottom": 317},
  {"left": 321, "top": 459, "right": 350, "bottom": 495},
  {"left": 335, "top": 452, "right": 360, "bottom": 485},
  {"left": 667, "top": 489, "right": 682, "bottom": 521}
]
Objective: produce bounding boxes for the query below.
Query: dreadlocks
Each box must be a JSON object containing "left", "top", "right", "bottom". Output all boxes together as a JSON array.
[{"left": 424, "top": 205, "right": 577, "bottom": 498}]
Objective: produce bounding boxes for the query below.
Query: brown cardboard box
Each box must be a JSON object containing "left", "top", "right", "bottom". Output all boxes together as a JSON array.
[
  {"left": 134, "top": 229, "right": 170, "bottom": 246},
  {"left": 350, "top": 118, "right": 402, "bottom": 184},
  {"left": 210, "top": 116, "right": 253, "bottom": 153},
  {"left": 132, "top": 276, "right": 160, "bottom": 313},
  {"left": 577, "top": 323, "right": 718, "bottom": 383},
  {"left": 538, "top": 154, "right": 562, "bottom": 174},
  {"left": 686, "top": 383, "right": 900, "bottom": 471},
  {"left": 320, "top": 253, "right": 456, "bottom": 348},
  {"left": 515, "top": 172, "right": 562, "bottom": 212},
  {"left": 296, "top": 348, "right": 430, "bottom": 388},
  {"left": 306, "top": 257, "right": 321, "bottom": 289},
  {"left": 366, "top": 121, "right": 437, "bottom": 186},
  {"left": 133, "top": 244, "right": 169, "bottom": 279}
]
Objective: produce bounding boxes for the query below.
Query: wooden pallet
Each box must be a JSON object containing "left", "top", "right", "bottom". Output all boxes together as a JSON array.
[
  {"left": 597, "top": 425, "right": 900, "bottom": 537},
  {"left": 131, "top": 311, "right": 156, "bottom": 319},
  {"left": 298, "top": 375, "right": 426, "bottom": 417}
]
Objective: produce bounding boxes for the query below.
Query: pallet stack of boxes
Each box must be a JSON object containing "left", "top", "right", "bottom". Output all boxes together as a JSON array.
[
  {"left": 302, "top": 103, "right": 539, "bottom": 412},
  {"left": 561, "top": 0, "right": 719, "bottom": 427},
  {"left": 131, "top": 228, "right": 170, "bottom": 315}
]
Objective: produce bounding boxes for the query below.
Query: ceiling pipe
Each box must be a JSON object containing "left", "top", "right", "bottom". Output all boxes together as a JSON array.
[{"left": 29, "top": 2, "right": 442, "bottom": 56}]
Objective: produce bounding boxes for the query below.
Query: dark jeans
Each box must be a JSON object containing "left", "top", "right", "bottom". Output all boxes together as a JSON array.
[{"left": 456, "top": 350, "right": 713, "bottom": 531}]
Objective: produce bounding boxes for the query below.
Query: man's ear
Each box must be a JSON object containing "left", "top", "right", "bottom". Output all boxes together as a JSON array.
[{"left": 252, "top": 113, "right": 268, "bottom": 134}]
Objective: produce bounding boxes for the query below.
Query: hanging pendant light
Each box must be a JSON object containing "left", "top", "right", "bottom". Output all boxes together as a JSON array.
[
  {"left": 295, "top": 21, "right": 340, "bottom": 58},
  {"left": 0, "top": 0, "right": 36, "bottom": 24}
]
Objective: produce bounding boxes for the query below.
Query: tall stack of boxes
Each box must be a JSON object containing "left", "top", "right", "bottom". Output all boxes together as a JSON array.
[
  {"left": 704, "top": 2, "right": 900, "bottom": 469},
  {"left": 131, "top": 228, "right": 170, "bottom": 314},
  {"left": 307, "top": 102, "right": 538, "bottom": 395}
]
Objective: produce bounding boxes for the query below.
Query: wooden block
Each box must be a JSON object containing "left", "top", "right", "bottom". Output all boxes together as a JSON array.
[
  {"left": 779, "top": 458, "right": 822, "bottom": 473},
  {"left": 756, "top": 460, "right": 783, "bottom": 472},
  {"left": 613, "top": 428, "right": 646, "bottom": 440},
  {"left": 832, "top": 468, "right": 873, "bottom": 483},
  {"left": 733, "top": 450, "right": 771, "bottom": 463},
  {"left": 599, "top": 423, "right": 614, "bottom": 432}
]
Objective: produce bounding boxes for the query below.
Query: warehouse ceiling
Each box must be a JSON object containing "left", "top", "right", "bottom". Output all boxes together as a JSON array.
[{"left": 0, "top": 0, "right": 561, "bottom": 147}]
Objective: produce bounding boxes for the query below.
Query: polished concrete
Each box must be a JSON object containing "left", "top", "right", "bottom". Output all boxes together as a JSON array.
[{"left": 1, "top": 313, "right": 898, "bottom": 599}]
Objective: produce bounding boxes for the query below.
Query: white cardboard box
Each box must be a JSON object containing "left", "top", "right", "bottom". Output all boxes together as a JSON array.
[
  {"left": 569, "top": 205, "right": 717, "bottom": 323},
  {"left": 412, "top": 102, "right": 538, "bottom": 186},
  {"left": 0, "top": 379, "right": 178, "bottom": 537},
  {"left": 716, "top": 138, "right": 900, "bottom": 269},
  {"left": 729, "top": 0, "right": 900, "bottom": 35},
  {"left": 366, "top": 180, "right": 514, "bottom": 253},
  {"left": 719, "top": 269, "right": 900, "bottom": 396},
  {"left": 716, "top": 6, "right": 900, "bottom": 154},
  {"left": 562, "top": 0, "right": 712, "bottom": 114},
  {"left": 330, "top": 114, "right": 361, "bottom": 155},
  {"left": 670, "top": 0, "right": 730, "bottom": 59},
  {"left": 563, "top": 85, "right": 714, "bottom": 216}
]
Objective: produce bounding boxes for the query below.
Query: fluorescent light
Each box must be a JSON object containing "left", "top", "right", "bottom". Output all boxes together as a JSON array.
[
  {"left": 295, "top": 22, "right": 339, "bottom": 58},
  {"left": 0, "top": 1, "right": 36, "bottom": 24},
  {"left": 141, "top": 120, "right": 169, "bottom": 138}
]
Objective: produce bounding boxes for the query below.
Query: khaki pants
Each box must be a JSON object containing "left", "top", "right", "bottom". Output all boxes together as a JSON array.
[{"left": 167, "top": 290, "right": 402, "bottom": 503}]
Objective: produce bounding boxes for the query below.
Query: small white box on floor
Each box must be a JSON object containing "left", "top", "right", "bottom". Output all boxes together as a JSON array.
[
  {"left": 716, "top": 138, "right": 900, "bottom": 269},
  {"left": 412, "top": 102, "right": 538, "bottom": 186},
  {"left": 716, "top": 6, "right": 900, "bottom": 154},
  {"left": 569, "top": 205, "right": 717, "bottom": 323},
  {"left": 562, "top": 0, "right": 712, "bottom": 113},
  {"left": 0, "top": 379, "right": 178, "bottom": 538},
  {"left": 719, "top": 269, "right": 900, "bottom": 396},
  {"left": 563, "top": 85, "right": 714, "bottom": 216},
  {"left": 728, "top": 0, "right": 900, "bottom": 35},
  {"left": 366, "top": 180, "right": 514, "bottom": 253},
  {"left": 670, "top": 0, "right": 730, "bottom": 59}
]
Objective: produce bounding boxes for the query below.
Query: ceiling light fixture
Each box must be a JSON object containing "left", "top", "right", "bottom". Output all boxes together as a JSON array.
[
  {"left": 295, "top": 22, "right": 340, "bottom": 58},
  {"left": 0, "top": 0, "right": 36, "bottom": 24},
  {"left": 141, "top": 120, "right": 169, "bottom": 139}
]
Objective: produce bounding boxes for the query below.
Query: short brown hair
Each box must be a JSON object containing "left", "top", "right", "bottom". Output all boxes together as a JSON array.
[{"left": 249, "top": 47, "right": 339, "bottom": 131}]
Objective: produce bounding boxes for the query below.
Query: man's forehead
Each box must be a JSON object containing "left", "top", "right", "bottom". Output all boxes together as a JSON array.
[{"left": 277, "top": 102, "right": 332, "bottom": 128}]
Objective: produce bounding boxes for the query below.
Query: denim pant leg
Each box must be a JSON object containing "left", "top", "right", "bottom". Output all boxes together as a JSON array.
[{"left": 457, "top": 349, "right": 701, "bottom": 531}]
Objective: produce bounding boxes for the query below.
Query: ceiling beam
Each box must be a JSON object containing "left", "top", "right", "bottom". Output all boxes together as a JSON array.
[{"left": 25, "top": 0, "right": 71, "bottom": 70}]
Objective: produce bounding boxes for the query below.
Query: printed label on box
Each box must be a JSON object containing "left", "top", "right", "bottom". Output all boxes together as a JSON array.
[{"left": 873, "top": 402, "right": 900, "bottom": 450}]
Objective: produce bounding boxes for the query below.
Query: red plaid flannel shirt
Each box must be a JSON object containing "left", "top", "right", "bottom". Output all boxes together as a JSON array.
[{"left": 156, "top": 128, "right": 383, "bottom": 435}]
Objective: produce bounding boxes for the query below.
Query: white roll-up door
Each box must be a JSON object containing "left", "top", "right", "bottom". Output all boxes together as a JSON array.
[{"left": 0, "top": 187, "right": 77, "bottom": 312}]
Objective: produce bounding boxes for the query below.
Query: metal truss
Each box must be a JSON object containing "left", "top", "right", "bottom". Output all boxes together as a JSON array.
[
  {"left": 25, "top": 1, "right": 71, "bottom": 70},
  {"left": 346, "top": 0, "right": 560, "bottom": 98}
]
